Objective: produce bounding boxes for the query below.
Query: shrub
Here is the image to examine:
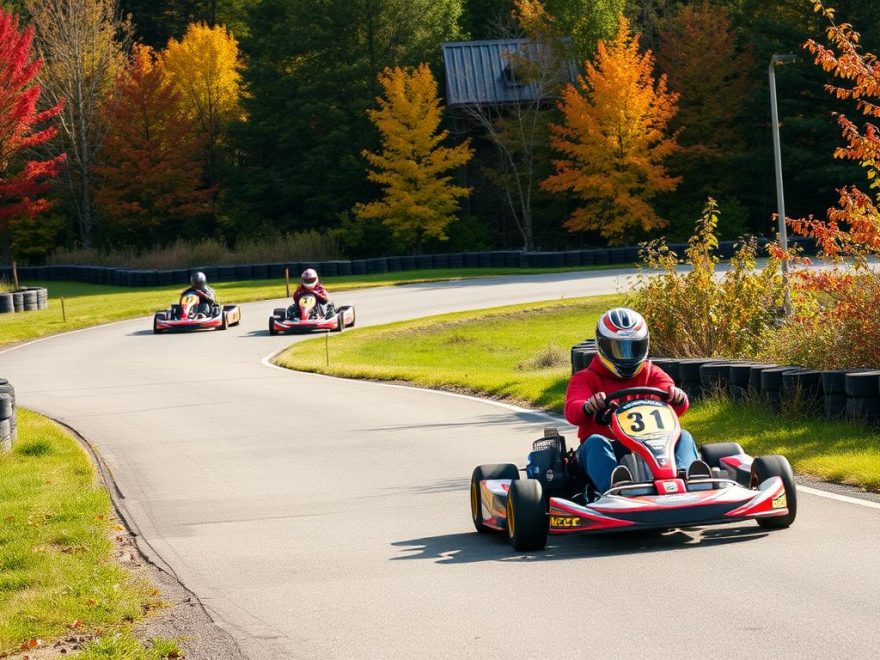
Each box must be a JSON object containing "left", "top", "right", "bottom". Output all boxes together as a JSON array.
[
  {"left": 628, "top": 198, "right": 785, "bottom": 358},
  {"left": 49, "top": 231, "right": 339, "bottom": 269}
]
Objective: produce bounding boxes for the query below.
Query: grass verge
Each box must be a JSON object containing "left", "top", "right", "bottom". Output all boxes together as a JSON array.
[
  {"left": 0, "top": 410, "right": 180, "bottom": 657},
  {"left": 0, "top": 265, "right": 627, "bottom": 348},
  {"left": 276, "top": 298, "right": 880, "bottom": 492}
]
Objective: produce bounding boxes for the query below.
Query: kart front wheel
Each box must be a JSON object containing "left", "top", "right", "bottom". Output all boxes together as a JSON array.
[
  {"left": 153, "top": 314, "right": 165, "bottom": 335},
  {"left": 332, "top": 312, "right": 345, "bottom": 333},
  {"left": 470, "top": 463, "right": 519, "bottom": 533},
  {"left": 269, "top": 318, "right": 278, "bottom": 336},
  {"left": 506, "top": 479, "right": 548, "bottom": 551},
  {"left": 751, "top": 455, "right": 797, "bottom": 529}
]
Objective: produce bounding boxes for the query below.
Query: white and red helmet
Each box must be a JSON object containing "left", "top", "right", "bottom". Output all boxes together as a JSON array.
[
  {"left": 596, "top": 308, "right": 650, "bottom": 379},
  {"left": 301, "top": 268, "right": 319, "bottom": 289}
]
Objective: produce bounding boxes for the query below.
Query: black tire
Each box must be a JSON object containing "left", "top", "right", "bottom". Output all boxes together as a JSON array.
[
  {"left": 269, "top": 318, "right": 278, "bottom": 336},
  {"left": 153, "top": 313, "right": 165, "bottom": 335},
  {"left": 845, "top": 371, "right": 880, "bottom": 398},
  {"left": 846, "top": 396, "right": 880, "bottom": 422},
  {"left": 219, "top": 312, "right": 228, "bottom": 331},
  {"left": 821, "top": 370, "right": 852, "bottom": 395},
  {"left": 332, "top": 312, "right": 344, "bottom": 333},
  {"left": 750, "top": 455, "right": 797, "bottom": 528},
  {"left": 347, "top": 307, "right": 356, "bottom": 327},
  {"left": 471, "top": 463, "right": 519, "bottom": 533},
  {"left": 824, "top": 394, "right": 847, "bottom": 419},
  {"left": 700, "top": 442, "right": 745, "bottom": 468},
  {"left": 273, "top": 307, "right": 287, "bottom": 320},
  {"left": 506, "top": 479, "right": 548, "bottom": 551}
]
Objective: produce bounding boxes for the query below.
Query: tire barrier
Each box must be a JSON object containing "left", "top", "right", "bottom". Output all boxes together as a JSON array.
[
  {"left": 0, "top": 287, "right": 49, "bottom": 314},
  {"left": 7, "top": 238, "right": 824, "bottom": 288},
  {"left": 570, "top": 354, "right": 880, "bottom": 426},
  {"left": 0, "top": 379, "right": 15, "bottom": 453}
]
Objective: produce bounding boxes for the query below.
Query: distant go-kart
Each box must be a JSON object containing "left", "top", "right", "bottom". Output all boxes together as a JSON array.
[
  {"left": 268, "top": 294, "right": 355, "bottom": 335},
  {"left": 153, "top": 290, "right": 241, "bottom": 334},
  {"left": 470, "top": 386, "right": 797, "bottom": 551}
]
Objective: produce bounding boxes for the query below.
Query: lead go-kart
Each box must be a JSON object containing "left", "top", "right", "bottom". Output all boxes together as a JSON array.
[
  {"left": 268, "top": 293, "right": 355, "bottom": 335},
  {"left": 470, "top": 387, "right": 797, "bottom": 551},
  {"left": 153, "top": 290, "right": 241, "bottom": 334}
]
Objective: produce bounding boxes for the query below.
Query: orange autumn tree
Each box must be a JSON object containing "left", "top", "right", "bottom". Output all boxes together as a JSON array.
[
  {"left": 761, "top": 2, "right": 880, "bottom": 369},
  {"left": 95, "top": 45, "right": 213, "bottom": 248},
  {"left": 355, "top": 64, "right": 473, "bottom": 252},
  {"left": 542, "top": 16, "right": 680, "bottom": 245}
]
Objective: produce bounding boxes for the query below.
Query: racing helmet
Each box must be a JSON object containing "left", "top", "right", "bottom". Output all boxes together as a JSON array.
[
  {"left": 596, "top": 308, "right": 650, "bottom": 379},
  {"left": 301, "top": 268, "right": 319, "bottom": 289},
  {"left": 190, "top": 271, "right": 207, "bottom": 289}
]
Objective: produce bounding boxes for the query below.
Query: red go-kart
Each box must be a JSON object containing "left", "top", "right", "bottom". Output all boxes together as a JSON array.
[
  {"left": 268, "top": 294, "right": 355, "bottom": 335},
  {"left": 153, "top": 290, "right": 241, "bottom": 334},
  {"left": 470, "top": 387, "right": 797, "bottom": 551}
]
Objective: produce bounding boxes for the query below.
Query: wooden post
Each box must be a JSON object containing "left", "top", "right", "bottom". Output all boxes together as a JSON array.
[
  {"left": 285, "top": 268, "right": 290, "bottom": 298},
  {"left": 60, "top": 296, "right": 66, "bottom": 322},
  {"left": 12, "top": 261, "right": 18, "bottom": 290},
  {"left": 325, "top": 331, "right": 329, "bottom": 367}
]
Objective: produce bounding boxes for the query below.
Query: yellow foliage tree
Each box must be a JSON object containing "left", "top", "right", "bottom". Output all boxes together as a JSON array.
[
  {"left": 162, "top": 22, "right": 242, "bottom": 183},
  {"left": 542, "top": 17, "right": 680, "bottom": 245},
  {"left": 355, "top": 64, "right": 473, "bottom": 251}
]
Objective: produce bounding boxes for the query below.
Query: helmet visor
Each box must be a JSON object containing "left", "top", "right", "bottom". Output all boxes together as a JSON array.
[{"left": 598, "top": 335, "right": 649, "bottom": 363}]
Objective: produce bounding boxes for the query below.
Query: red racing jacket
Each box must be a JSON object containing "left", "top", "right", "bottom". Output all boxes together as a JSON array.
[
  {"left": 293, "top": 283, "right": 329, "bottom": 304},
  {"left": 564, "top": 355, "right": 689, "bottom": 442}
]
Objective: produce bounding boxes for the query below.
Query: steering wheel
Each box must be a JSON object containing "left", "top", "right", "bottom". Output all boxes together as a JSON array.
[{"left": 595, "top": 386, "right": 670, "bottom": 425}]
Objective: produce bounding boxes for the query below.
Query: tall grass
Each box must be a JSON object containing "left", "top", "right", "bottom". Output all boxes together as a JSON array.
[{"left": 49, "top": 231, "right": 340, "bottom": 269}]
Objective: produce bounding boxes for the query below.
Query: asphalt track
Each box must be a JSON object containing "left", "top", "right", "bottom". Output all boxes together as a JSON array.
[{"left": 3, "top": 270, "right": 880, "bottom": 659}]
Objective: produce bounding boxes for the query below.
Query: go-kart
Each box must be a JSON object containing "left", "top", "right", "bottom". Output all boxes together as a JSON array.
[
  {"left": 153, "top": 290, "right": 241, "bottom": 334},
  {"left": 268, "top": 294, "right": 355, "bottom": 335},
  {"left": 470, "top": 386, "right": 797, "bottom": 551}
]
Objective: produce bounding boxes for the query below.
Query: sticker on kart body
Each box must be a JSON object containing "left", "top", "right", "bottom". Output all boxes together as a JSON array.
[
  {"left": 614, "top": 400, "right": 676, "bottom": 441},
  {"left": 549, "top": 515, "right": 581, "bottom": 529},
  {"left": 653, "top": 494, "right": 701, "bottom": 504},
  {"left": 772, "top": 493, "right": 787, "bottom": 509}
]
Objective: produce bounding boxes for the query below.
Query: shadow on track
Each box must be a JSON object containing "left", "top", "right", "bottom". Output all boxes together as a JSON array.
[{"left": 391, "top": 525, "right": 767, "bottom": 564}]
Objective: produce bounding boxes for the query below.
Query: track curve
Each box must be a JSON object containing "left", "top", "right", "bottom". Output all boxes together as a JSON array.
[{"left": 3, "top": 270, "right": 879, "bottom": 659}]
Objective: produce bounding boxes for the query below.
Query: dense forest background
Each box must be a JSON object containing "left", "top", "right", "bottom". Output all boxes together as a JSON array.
[{"left": 2, "top": 0, "right": 878, "bottom": 262}]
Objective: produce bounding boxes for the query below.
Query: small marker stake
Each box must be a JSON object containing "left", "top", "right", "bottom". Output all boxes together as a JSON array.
[
  {"left": 12, "top": 261, "right": 18, "bottom": 290},
  {"left": 60, "top": 296, "right": 67, "bottom": 322},
  {"left": 325, "top": 332, "right": 330, "bottom": 367},
  {"left": 285, "top": 268, "right": 290, "bottom": 298}
]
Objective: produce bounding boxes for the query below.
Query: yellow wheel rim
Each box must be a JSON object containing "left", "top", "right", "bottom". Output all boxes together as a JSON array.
[
  {"left": 506, "top": 497, "right": 515, "bottom": 538},
  {"left": 470, "top": 481, "right": 479, "bottom": 521}
]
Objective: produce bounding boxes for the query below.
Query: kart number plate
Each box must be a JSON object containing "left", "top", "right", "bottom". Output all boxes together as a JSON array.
[{"left": 615, "top": 403, "right": 676, "bottom": 439}]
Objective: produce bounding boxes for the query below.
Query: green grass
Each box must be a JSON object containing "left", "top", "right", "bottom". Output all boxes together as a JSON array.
[
  {"left": 276, "top": 298, "right": 880, "bottom": 492},
  {"left": 0, "top": 265, "right": 627, "bottom": 347},
  {"left": 0, "top": 410, "right": 176, "bottom": 656}
]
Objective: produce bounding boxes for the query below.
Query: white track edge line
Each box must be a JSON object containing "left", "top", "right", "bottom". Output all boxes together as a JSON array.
[{"left": 261, "top": 347, "right": 880, "bottom": 512}]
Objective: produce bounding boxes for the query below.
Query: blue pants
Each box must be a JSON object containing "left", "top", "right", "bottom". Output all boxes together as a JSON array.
[{"left": 577, "top": 430, "right": 699, "bottom": 493}]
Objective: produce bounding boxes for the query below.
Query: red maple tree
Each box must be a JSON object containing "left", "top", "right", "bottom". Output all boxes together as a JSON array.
[
  {"left": 0, "top": 8, "right": 65, "bottom": 254},
  {"left": 94, "top": 45, "right": 213, "bottom": 247}
]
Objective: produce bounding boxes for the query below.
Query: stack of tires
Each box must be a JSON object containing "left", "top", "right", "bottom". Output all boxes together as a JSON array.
[
  {"left": 0, "top": 379, "right": 14, "bottom": 453},
  {"left": 570, "top": 339, "right": 597, "bottom": 374},
  {"left": 0, "top": 287, "right": 49, "bottom": 314},
  {"left": 845, "top": 371, "right": 880, "bottom": 425},
  {"left": 822, "top": 371, "right": 850, "bottom": 419}
]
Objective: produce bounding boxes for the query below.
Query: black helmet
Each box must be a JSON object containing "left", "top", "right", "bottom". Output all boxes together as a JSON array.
[
  {"left": 190, "top": 271, "right": 207, "bottom": 289},
  {"left": 596, "top": 307, "right": 650, "bottom": 379}
]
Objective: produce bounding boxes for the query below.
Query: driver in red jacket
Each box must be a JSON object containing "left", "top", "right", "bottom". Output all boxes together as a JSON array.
[{"left": 564, "top": 307, "right": 707, "bottom": 493}]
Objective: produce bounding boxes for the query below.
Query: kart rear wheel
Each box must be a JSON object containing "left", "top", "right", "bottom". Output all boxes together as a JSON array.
[
  {"left": 700, "top": 442, "right": 745, "bottom": 468},
  {"left": 506, "top": 479, "right": 548, "bottom": 551},
  {"left": 470, "top": 463, "right": 519, "bottom": 533},
  {"left": 273, "top": 308, "right": 287, "bottom": 321},
  {"left": 751, "top": 455, "right": 797, "bottom": 529}
]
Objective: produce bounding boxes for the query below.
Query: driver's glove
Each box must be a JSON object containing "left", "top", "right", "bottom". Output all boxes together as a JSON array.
[
  {"left": 583, "top": 392, "right": 607, "bottom": 415},
  {"left": 667, "top": 386, "right": 688, "bottom": 406}
]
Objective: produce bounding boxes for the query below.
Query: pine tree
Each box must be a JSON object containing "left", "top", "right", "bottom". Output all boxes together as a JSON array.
[
  {"left": 355, "top": 64, "right": 473, "bottom": 251},
  {"left": 542, "top": 16, "right": 680, "bottom": 245}
]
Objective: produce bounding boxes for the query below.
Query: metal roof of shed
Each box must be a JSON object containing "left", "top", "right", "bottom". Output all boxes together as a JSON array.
[{"left": 442, "top": 38, "right": 576, "bottom": 107}]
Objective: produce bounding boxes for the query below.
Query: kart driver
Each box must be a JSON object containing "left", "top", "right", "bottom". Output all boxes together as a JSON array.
[
  {"left": 564, "top": 307, "right": 709, "bottom": 493},
  {"left": 291, "top": 268, "right": 333, "bottom": 316},
  {"left": 183, "top": 271, "right": 216, "bottom": 317}
]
